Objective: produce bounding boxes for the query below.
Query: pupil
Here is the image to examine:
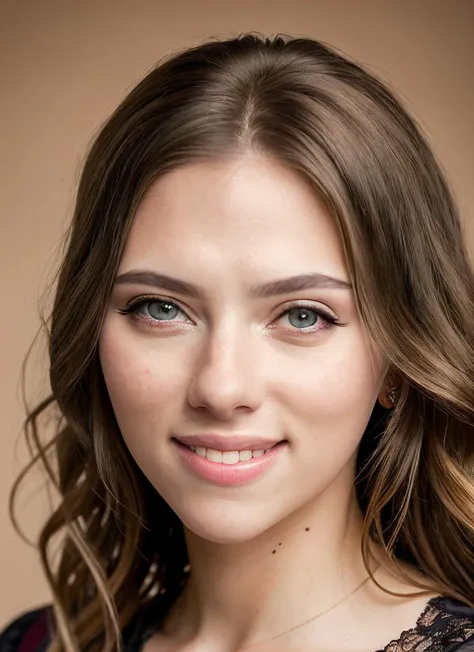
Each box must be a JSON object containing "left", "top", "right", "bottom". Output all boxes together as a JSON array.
[
  {"left": 149, "top": 301, "right": 178, "bottom": 320},
  {"left": 288, "top": 308, "right": 317, "bottom": 328}
]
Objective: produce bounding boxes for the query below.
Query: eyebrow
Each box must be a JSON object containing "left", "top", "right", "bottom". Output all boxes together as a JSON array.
[{"left": 114, "top": 269, "right": 352, "bottom": 298}]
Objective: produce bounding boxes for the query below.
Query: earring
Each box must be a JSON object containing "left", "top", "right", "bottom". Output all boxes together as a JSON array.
[
  {"left": 387, "top": 387, "right": 399, "bottom": 405},
  {"left": 378, "top": 369, "right": 401, "bottom": 409},
  {"left": 378, "top": 386, "right": 399, "bottom": 409}
]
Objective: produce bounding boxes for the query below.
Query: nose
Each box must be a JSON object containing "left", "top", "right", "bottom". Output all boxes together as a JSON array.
[{"left": 186, "top": 327, "right": 264, "bottom": 420}]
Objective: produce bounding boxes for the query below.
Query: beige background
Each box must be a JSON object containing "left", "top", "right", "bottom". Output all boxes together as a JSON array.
[{"left": 1, "top": 0, "right": 473, "bottom": 626}]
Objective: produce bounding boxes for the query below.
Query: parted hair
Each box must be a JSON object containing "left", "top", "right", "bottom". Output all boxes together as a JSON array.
[{"left": 10, "top": 33, "right": 474, "bottom": 652}]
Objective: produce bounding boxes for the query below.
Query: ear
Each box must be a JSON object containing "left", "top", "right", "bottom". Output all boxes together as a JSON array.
[
  {"left": 378, "top": 387, "right": 400, "bottom": 408},
  {"left": 377, "top": 371, "right": 400, "bottom": 409}
]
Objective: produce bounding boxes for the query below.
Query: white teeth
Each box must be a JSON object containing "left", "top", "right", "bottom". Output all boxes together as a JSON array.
[
  {"left": 222, "top": 451, "right": 240, "bottom": 464},
  {"left": 188, "top": 446, "right": 269, "bottom": 463},
  {"left": 206, "top": 448, "right": 223, "bottom": 463}
]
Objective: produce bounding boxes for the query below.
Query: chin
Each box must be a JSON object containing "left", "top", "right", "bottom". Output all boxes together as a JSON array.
[
  {"left": 183, "top": 519, "right": 269, "bottom": 545},
  {"left": 170, "top": 498, "right": 278, "bottom": 545}
]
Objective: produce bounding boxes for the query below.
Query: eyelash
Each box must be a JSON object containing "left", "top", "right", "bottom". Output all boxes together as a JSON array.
[{"left": 117, "top": 295, "right": 344, "bottom": 336}]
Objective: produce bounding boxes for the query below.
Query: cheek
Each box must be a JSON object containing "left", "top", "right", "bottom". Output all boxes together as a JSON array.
[
  {"left": 98, "top": 322, "right": 184, "bottom": 426},
  {"left": 273, "top": 331, "right": 381, "bottom": 445}
]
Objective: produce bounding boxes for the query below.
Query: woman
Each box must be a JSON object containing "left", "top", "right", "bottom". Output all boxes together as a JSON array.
[{"left": 1, "top": 33, "right": 473, "bottom": 652}]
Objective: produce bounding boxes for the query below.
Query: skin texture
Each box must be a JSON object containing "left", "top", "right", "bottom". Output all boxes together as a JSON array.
[{"left": 99, "top": 156, "right": 430, "bottom": 651}]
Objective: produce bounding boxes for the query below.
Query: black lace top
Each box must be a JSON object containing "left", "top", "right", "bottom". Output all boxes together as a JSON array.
[{"left": 1, "top": 596, "right": 473, "bottom": 651}]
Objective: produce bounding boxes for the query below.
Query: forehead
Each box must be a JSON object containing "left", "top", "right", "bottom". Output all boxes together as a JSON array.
[{"left": 120, "top": 155, "right": 347, "bottom": 278}]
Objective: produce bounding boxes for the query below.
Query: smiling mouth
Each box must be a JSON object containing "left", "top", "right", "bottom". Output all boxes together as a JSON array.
[
  {"left": 173, "top": 439, "right": 287, "bottom": 486},
  {"left": 183, "top": 444, "right": 277, "bottom": 465}
]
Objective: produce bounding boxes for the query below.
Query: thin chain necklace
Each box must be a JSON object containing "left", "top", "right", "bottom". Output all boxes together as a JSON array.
[{"left": 254, "top": 565, "right": 380, "bottom": 645}]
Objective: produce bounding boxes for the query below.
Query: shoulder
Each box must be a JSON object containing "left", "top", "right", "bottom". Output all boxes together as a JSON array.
[
  {"left": 392, "top": 595, "right": 474, "bottom": 652},
  {"left": 0, "top": 607, "right": 51, "bottom": 652},
  {"left": 0, "top": 603, "right": 161, "bottom": 652},
  {"left": 434, "top": 596, "right": 474, "bottom": 651}
]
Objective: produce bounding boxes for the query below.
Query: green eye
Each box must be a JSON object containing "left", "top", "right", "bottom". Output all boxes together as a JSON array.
[
  {"left": 147, "top": 301, "right": 180, "bottom": 321},
  {"left": 286, "top": 307, "right": 319, "bottom": 329}
]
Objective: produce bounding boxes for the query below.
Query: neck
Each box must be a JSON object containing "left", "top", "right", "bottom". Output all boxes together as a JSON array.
[{"left": 162, "top": 475, "right": 374, "bottom": 651}]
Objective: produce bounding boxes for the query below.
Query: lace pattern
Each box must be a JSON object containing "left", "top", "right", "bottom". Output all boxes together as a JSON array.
[{"left": 380, "top": 597, "right": 474, "bottom": 652}]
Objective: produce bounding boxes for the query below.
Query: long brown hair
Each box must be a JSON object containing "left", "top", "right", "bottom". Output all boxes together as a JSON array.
[{"left": 10, "top": 33, "right": 474, "bottom": 651}]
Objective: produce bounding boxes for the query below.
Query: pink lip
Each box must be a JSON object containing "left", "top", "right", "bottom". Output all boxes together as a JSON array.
[
  {"left": 174, "top": 434, "right": 282, "bottom": 451},
  {"left": 173, "top": 439, "right": 287, "bottom": 487}
]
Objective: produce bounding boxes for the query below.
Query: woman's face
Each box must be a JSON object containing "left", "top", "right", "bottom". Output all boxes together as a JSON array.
[{"left": 99, "top": 155, "right": 385, "bottom": 543}]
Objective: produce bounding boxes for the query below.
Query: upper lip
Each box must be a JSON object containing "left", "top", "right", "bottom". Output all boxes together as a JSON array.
[{"left": 173, "top": 434, "right": 283, "bottom": 451}]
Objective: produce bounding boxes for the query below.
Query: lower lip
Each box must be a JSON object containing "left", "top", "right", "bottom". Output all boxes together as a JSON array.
[{"left": 173, "top": 439, "right": 287, "bottom": 487}]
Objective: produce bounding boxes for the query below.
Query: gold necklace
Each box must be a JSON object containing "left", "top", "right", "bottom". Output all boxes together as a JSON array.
[{"left": 256, "top": 565, "right": 379, "bottom": 645}]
